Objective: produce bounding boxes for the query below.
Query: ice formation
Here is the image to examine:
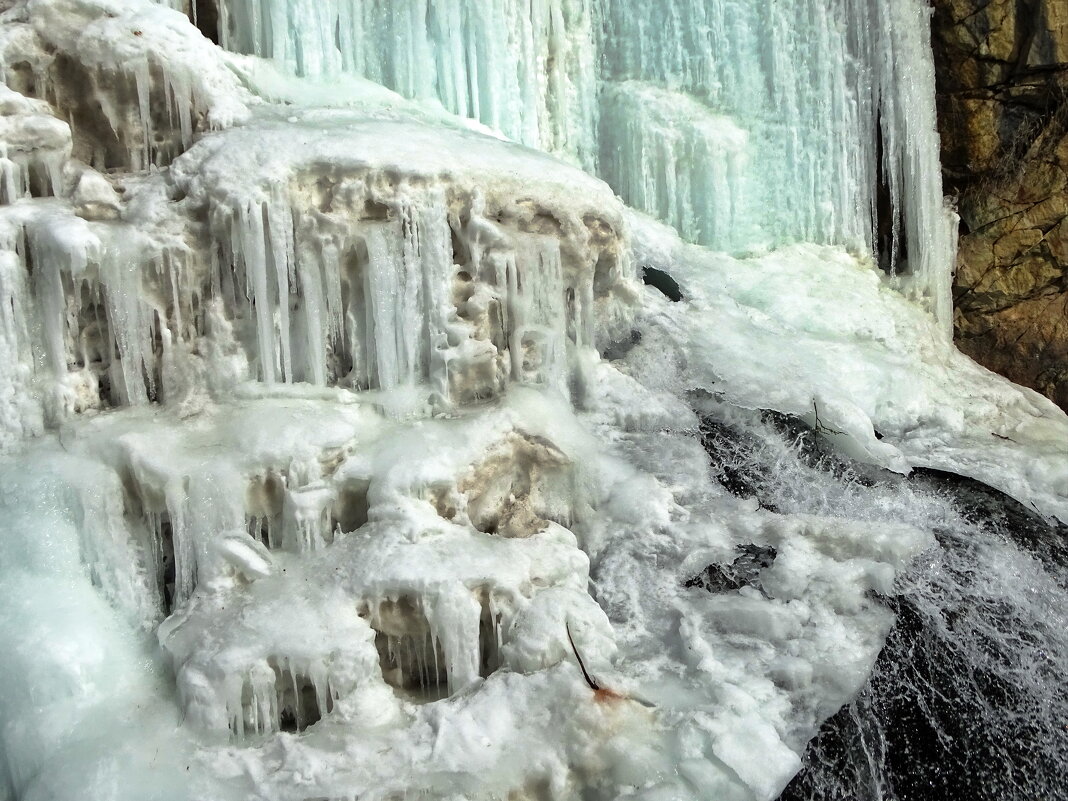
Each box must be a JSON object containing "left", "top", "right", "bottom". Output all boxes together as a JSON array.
[
  {"left": 210, "top": 0, "right": 956, "bottom": 330},
  {"left": 0, "top": 1, "right": 1066, "bottom": 801}
]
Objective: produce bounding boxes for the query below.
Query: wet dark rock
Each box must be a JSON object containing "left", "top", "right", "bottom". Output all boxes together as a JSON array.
[
  {"left": 698, "top": 411, "right": 884, "bottom": 509},
  {"left": 778, "top": 466, "right": 1068, "bottom": 801},
  {"left": 641, "top": 265, "right": 683, "bottom": 301},
  {"left": 697, "top": 416, "right": 772, "bottom": 502},
  {"left": 910, "top": 467, "right": 1068, "bottom": 574},
  {"left": 601, "top": 328, "right": 642, "bottom": 361}
]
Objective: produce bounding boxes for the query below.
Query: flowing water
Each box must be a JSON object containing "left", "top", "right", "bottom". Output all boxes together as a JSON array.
[{"left": 698, "top": 407, "right": 1068, "bottom": 801}]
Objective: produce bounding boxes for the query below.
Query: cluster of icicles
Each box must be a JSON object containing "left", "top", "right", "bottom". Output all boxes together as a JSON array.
[
  {"left": 205, "top": 0, "right": 956, "bottom": 331},
  {"left": 0, "top": 83, "right": 628, "bottom": 446}
]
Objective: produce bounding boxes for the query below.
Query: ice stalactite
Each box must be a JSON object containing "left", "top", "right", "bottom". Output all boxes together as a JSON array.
[
  {"left": 857, "top": 0, "right": 958, "bottom": 337},
  {"left": 202, "top": 172, "right": 595, "bottom": 400},
  {"left": 423, "top": 582, "right": 485, "bottom": 694},
  {"left": 139, "top": 409, "right": 611, "bottom": 741},
  {"left": 0, "top": 253, "right": 38, "bottom": 443},
  {"left": 281, "top": 484, "right": 337, "bottom": 553},
  {"left": 158, "top": 577, "right": 387, "bottom": 739}
]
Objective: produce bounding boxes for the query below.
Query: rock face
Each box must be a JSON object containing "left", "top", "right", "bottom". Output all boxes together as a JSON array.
[{"left": 932, "top": 0, "right": 1068, "bottom": 410}]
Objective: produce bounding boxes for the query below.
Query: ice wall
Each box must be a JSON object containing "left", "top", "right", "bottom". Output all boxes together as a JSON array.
[{"left": 208, "top": 0, "right": 957, "bottom": 330}]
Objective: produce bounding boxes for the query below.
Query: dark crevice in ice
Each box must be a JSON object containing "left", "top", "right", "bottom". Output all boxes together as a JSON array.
[
  {"left": 194, "top": 0, "right": 220, "bottom": 46},
  {"left": 684, "top": 543, "right": 777, "bottom": 596},
  {"left": 267, "top": 658, "right": 327, "bottom": 733},
  {"left": 601, "top": 328, "right": 642, "bottom": 362}
]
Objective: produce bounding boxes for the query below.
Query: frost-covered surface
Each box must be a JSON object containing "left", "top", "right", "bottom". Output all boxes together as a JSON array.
[{"left": 0, "top": 1, "right": 1066, "bottom": 800}]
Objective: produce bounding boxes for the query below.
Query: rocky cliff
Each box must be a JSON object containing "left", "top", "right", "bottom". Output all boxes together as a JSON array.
[{"left": 933, "top": 0, "right": 1068, "bottom": 410}]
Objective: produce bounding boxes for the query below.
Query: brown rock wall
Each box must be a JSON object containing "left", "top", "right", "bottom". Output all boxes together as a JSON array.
[{"left": 933, "top": 0, "right": 1068, "bottom": 409}]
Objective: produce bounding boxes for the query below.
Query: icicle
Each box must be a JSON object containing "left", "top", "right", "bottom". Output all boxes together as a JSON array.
[
  {"left": 164, "top": 480, "right": 196, "bottom": 609},
  {"left": 166, "top": 71, "right": 194, "bottom": 151},
  {"left": 866, "top": 0, "right": 958, "bottom": 336},
  {"left": 132, "top": 59, "right": 153, "bottom": 168},
  {"left": 265, "top": 190, "right": 295, "bottom": 381},
  {"left": 424, "top": 583, "right": 482, "bottom": 695},
  {"left": 238, "top": 200, "right": 277, "bottom": 384},
  {"left": 416, "top": 191, "right": 453, "bottom": 401},
  {"left": 98, "top": 235, "right": 152, "bottom": 406},
  {"left": 364, "top": 223, "right": 406, "bottom": 390}
]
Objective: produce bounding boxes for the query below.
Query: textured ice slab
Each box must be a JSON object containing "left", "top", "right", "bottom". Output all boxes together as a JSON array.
[
  {"left": 0, "top": 102, "right": 635, "bottom": 444},
  {"left": 165, "top": 110, "right": 631, "bottom": 393},
  {"left": 0, "top": 380, "right": 935, "bottom": 801},
  {"left": 627, "top": 212, "right": 1068, "bottom": 522}
]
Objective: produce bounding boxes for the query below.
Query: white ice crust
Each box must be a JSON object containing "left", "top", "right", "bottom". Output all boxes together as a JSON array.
[{"left": 0, "top": 1, "right": 1065, "bottom": 801}]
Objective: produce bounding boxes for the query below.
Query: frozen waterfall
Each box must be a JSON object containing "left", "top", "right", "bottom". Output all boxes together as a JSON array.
[
  {"left": 210, "top": 0, "right": 957, "bottom": 332},
  {"left": 0, "top": 1, "right": 1066, "bottom": 801}
]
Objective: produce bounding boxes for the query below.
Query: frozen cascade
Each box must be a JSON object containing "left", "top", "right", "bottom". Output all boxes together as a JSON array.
[
  {"left": 209, "top": 0, "right": 956, "bottom": 331},
  {"left": 0, "top": 1, "right": 1066, "bottom": 801}
]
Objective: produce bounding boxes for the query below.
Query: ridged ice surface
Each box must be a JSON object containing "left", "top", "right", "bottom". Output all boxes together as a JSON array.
[{"left": 0, "top": 1, "right": 1065, "bottom": 801}]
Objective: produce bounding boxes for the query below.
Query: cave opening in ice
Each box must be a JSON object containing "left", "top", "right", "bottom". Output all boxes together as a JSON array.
[{"left": 0, "top": 1, "right": 1066, "bottom": 801}]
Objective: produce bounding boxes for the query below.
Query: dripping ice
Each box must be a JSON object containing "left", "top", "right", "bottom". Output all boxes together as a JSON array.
[{"left": 0, "top": 2, "right": 1065, "bottom": 801}]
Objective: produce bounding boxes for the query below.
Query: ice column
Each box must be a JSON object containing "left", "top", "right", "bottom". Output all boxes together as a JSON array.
[
  {"left": 599, "top": 81, "right": 750, "bottom": 250},
  {"left": 861, "top": 0, "right": 958, "bottom": 337}
]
